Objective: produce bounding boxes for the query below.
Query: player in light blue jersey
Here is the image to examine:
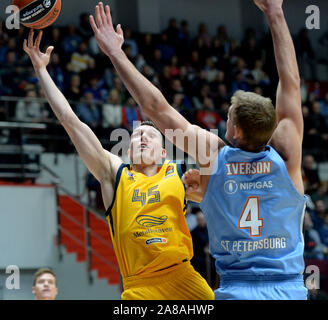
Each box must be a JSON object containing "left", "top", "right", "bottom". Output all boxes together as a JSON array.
[{"left": 90, "top": 0, "right": 307, "bottom": 299}]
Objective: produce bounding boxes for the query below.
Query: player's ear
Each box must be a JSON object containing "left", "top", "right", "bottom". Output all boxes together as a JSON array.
[
  {"left": 233, "top": 125, "right": 243, "bottom": 140},
  {"left": 161, "top": 148, "right": 166, "bottom": 158}
]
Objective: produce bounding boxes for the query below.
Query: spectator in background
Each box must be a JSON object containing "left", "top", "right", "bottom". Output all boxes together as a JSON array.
[
  {"left": 124, "top": 28, "right": 139, "bottom": 59},
  {"left": 177, "top": 20, "right": 191, "bottom": 61},
  {"left": 75, "top": 92, "right": 100, "bottom": 132},
  {"left": 0, "top": 51, "right": 22, "bottom": 95},
  {"left": 148, "top": 49, "right": 165, "bottom": 75},
  {"left": 311, "top": 182, "right": 328, "bottom": 210},
  {"left": 156, "top": 33, "right": 175, "bottom": 63},
  {"left": 0, "top": 37, "right": 18, "bottom": 64},
  {"left": 44, "top": 27, "right": 65, "bottom": 59},
  {"left": 169, "top": 55, "right": 180, "bottom": 78},
  {"left": 231, "top": 72, "right": 249, "bottom": 93},
  {"left": 304, "top": 212, "right": 328, "bottom": 260},
  {"left": 314, "top": 200, "right": 328, "bottom": 229},
  {"left": 64, "top": 74, "right": 81, "bottom": 102},
  {"left": 102, "top": 88, "right": 122, "bottom": 131},
  {"left": 302, "top": 154, "right": 321, "bottom": 195},
  {"left": 112, "top": 76, "right": 127, "bottom": 103},
  {"left": 122, "top": 96, "right": 142, "bottom": 131},
  {"left": 319, "top": 214, "right": 328, "bottom": 249},
  {"left": 240, "top": 35, "right": 262, "bottom": 69},
  {"left": 204, "top": 57, "right": 219, "bottom": 83},
  {"left": 320, "top": 93, "right": 328, "bottom": 128},
  {"left": 171, "top": 93, "right": 193, "bottom": 121},
  {"left": 48, "top": 52, "right": 64, "bottom": 92},
  {"left": 295, "top": 28, "right": 317, "bottom": 80},
  {"left": 158, "top": 65, "right": 173, "bottom": 98},
  {"left": 32, "top": 268, "right": 58, "bottom": 300},
  {"left": 308, "top": 101, "right": 328, "bottom": 160},
  {"left": 190, "top": 210, "right": 216, "bottom": 288},
  {"left": 302, "top": 105, "right": 313, "bottom": 151},
  {"left": 83, "top": 76, "right": 106, "bottom": 104},
  {"left": 164, "top": 18, "right": 180, "bottom": 46},
  {"left": 196, "top": 97, "right": 223, "bottom": 130},
  {"left": 79, "top": 57, "right": 103, "bottom": 87},
  {"left": 78, "top": 13, "right": 94, "bottom": 39},
  {"left": 62, "top": 25, "right": 82, "bottom": 55},
  {"left": 67, "top": 42, "right": 92, "bottom": 74},
  {"left": 15, "top": 89, "right": 47, "bottom": 122},
  {"left": 251, "top": 60, "right": 271, "bottom": 91},
  {"left": 197, "top": 23, "right": 212, "bottom": 49},
  {"left": 138, "top": 33, "right": 155, "bottom": 63}
]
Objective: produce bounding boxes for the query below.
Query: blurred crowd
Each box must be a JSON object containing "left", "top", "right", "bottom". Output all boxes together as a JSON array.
[{"left": 1, "top": 14, "right": 328, "bottom": 297}]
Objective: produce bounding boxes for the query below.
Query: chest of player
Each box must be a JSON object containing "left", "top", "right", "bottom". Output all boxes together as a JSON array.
[{"left": 119, "top": 167, "right": 184, "bottom": 208}]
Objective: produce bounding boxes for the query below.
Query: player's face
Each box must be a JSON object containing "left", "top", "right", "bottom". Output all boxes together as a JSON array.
[
  {"left": 129, "top": 125, "right": 166, "bottom": 165},
  {"left": 32, "top": 273, "right": 58, "bottom": 300}
]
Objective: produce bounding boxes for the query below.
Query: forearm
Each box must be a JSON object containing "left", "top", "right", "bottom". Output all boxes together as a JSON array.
[
  {"left": 266, "top": 8, "right": 300, "bottom": 88},
  {"left": 108, "top": 49, "right": 165, "bottom": 116},
  {"left": 35, "top": 67, "right": 76, "bottom": 124}
]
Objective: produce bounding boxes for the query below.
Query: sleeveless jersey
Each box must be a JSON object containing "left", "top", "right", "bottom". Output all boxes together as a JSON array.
[
  {"left": 201, "top": 145, "right": 307, "bottom": 277},
  {"left": 105, "top": 160, "right": 193, "bottom": 279}
]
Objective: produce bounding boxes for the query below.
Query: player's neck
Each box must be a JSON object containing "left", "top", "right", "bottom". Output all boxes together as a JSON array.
[{"left": 131, "top": 163, "right": 159, "bottom": 177}]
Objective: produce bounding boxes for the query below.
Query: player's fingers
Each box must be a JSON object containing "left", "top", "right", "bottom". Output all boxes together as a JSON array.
[
  {"left": 99, "top": 2, "right": 107, "bottom": 26},
  {"left": 116, "top": 24, "right": 123, "bottom": 37},
  {"left": 95, "top": 4, "right": 103, "bottom": 27},
  {"left": 46, "top": 46, "right": 54, "bottom": 57},
  {"left": 23, "top": 39, "right": 28, "bottom": 52},
  {"left": 35, "top": 30, "right": 43, "bottom": 49},
  {"left": 89, "top": 15, "right": 98, "bottom": 33},
  {"left": 105, "top": 5, "right": 113, "bottom": 27},
  {"left": 28, "top": 29, "right": 34, "bottom": 47}
]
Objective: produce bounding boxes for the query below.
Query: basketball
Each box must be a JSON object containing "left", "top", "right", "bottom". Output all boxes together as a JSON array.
[{"left": 13, "top": 0, "right": 61, "bottom": 29}]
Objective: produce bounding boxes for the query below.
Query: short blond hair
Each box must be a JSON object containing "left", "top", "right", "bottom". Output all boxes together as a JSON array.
[{"left": 231, "top": 90, "right": 277, "bottom": 149}]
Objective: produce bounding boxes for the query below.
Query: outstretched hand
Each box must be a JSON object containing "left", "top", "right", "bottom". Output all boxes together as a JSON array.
[
  {"left": 182, "top": 169, "right": 202, "bottom": 195},
  {"left": 23, "top": 29, "right": 54, "bottom": 70},
  {"left": 253, "top": 0, "right": 283, "bottom": 13},
  {"left": 89, "top": 2, "right": 124, "bottom": 57}
]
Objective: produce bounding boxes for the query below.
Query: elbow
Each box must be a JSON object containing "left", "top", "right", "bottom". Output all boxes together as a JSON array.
[
  {"left": 58, "top": 112, "right": 76, "bottom": 126},
  {"left": 142, "top": 93, "right": 166, "bottom": 117},
  {"left": 280, "top": 73, "right": 301, "bottom": 91}
]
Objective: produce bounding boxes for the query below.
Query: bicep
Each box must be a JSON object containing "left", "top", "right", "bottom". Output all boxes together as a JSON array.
[{"left": 276, "top": 81, "right": 303, "bottom": 138}]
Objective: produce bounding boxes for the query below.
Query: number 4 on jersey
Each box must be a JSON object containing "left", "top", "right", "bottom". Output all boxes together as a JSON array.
[{"left": 238, "top": 196, "right": 264, "bottom": 237}]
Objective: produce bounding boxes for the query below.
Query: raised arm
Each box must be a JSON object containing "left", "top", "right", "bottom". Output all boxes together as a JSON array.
[
  {"left": 89, "top": 3, "right": 225, "bottom": 168},
  {"left": 23, "top": 30, "right": 122, "bottom": 186},
  {"left": 255, "top": 0, "right": 304, "bottom": 193}
]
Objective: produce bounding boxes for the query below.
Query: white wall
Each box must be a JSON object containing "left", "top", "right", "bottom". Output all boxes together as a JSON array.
[
  {"left": 37, "top": 153, "right": 88, "bottom": 199},
  {"left": 0, "top": 186, "right": 57, "bottom": 269}
]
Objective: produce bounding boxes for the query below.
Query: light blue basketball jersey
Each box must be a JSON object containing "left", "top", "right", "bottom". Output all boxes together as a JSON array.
[{"left": 201, "top": 145, "right": 307, "bottom": 279}]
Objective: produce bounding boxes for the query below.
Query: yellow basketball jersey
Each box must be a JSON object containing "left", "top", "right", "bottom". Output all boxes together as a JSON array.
[{"left": 105, "top": 160, "right": 193, "bottom": 279}]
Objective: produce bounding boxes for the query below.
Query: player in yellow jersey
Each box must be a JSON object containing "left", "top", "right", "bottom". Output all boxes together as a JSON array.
[{"left": 23, "top": 29, "right": 214, "bottom": 300}]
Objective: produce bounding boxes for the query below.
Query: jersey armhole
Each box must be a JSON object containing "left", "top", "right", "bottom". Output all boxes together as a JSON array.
[{"left": 105, "top": 163, "right": 129, "bottom": 236}]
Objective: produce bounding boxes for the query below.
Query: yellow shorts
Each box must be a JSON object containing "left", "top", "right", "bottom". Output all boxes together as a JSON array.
[{"left": 121, "top": 262, "right": 214, "bottom": 300}]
